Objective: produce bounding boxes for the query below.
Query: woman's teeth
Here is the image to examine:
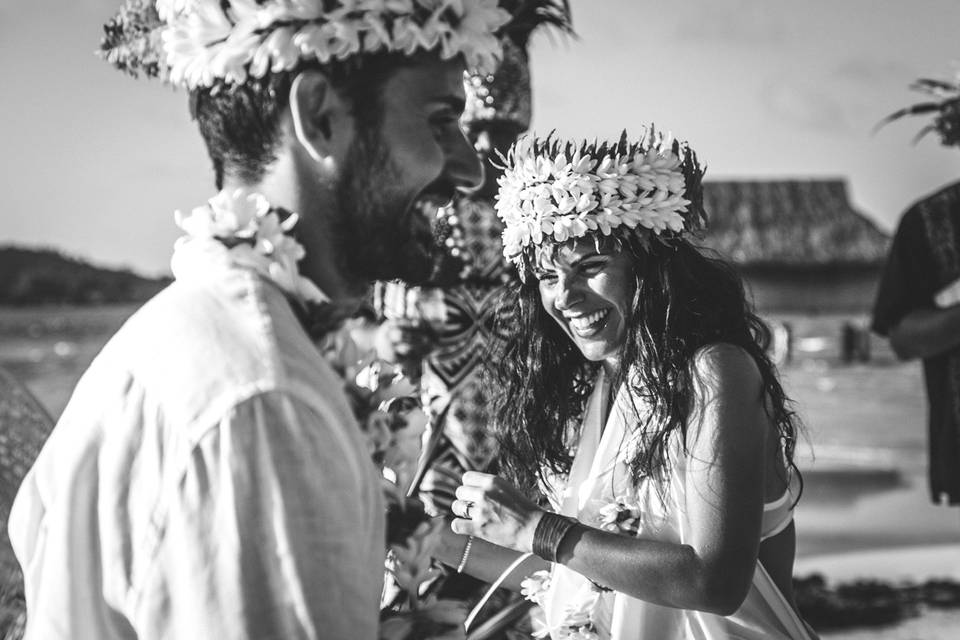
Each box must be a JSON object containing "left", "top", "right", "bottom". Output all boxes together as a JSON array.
[{"left": 569, "top": 309, "right": 608, "bottom": 334}]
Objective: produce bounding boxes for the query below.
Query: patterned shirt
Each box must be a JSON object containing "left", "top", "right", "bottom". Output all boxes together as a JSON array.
[{"left": 872, "top": 180, "right": 960, "bottom": 505}]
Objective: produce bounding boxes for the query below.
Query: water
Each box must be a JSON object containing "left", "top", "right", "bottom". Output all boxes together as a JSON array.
[
  {"left": 0, "top": 304, "right": 139, "bottom": 417},
  {"left": 0, "top": 306, "right": 955, "bottom": 559},
  {"left": 2, "top": 305, "right": 958, "bottom": 636}
]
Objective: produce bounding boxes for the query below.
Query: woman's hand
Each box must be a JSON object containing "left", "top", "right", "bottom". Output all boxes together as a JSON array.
[{"left": 450, "top": 471, "right": 545, "bottom": 554}]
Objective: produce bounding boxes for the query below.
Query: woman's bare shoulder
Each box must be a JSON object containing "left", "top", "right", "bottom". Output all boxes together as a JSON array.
[{"left": 690, "top": 342, "right": 762, "bottom": 389}]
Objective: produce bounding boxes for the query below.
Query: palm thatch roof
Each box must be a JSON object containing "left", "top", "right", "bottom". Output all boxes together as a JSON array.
[{"left": 698, "top": 179, "right": 890, "bottom": 267}]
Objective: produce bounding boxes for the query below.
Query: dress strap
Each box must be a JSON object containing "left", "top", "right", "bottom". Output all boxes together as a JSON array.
[{"left": 760, "top": 471, "right": 799, "bottom": 541}]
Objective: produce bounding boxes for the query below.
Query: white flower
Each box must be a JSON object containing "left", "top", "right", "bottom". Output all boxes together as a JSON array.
[
  {"left": 597, "top": 495, "right": 642, "bottom": 533},
  {"left": 249, "top": 26, "right": 300, "bottom": 78},
  {"left": 157, "top": 0, "right": 507, "bottom": 89},
  {"left": 561, "top": 594, "right": 598, "bottom": 629},
  {"left": 156, "top": 0, "right": 196, "bottom": 22},
  {"left": 520, "top": 569, "right": 552, "bottom": 603},
  {"left": 173, "top": 187, "right": 328, "bottom": 308},
  {"left": 494, "top": 132, "right": 699, "bottom": 267}
]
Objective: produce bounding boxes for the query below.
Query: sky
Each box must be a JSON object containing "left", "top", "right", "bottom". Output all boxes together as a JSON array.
[{"left": 1, "top": 0, "right": 959, "bottom": 276}]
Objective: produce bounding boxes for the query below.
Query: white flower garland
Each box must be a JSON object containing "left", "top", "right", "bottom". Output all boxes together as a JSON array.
[
  {"left": 495, "top": 131, "right": 703, "bottom": 271},
  {"left": 518, "top": 496, "right": 648, "bottom": 640},
  {"left": 171, "top": 187, "right": 329, "bottom": 306},
  {"left": 523, "top": 571, "right": 601, "bottom": 640},
  {"left": 155, "top": 0, "right": 510, "bottom": 89}
]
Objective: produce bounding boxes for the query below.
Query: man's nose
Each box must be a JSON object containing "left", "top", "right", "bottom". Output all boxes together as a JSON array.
[{"left": 446, "top": 128, "right": 484, "bottom": 192}]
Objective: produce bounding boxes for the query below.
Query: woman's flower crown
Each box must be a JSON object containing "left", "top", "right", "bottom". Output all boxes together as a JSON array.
[
  {"left": 102, "top": 0, "right": 510, "bottom": 89},
  {"left": 494, "top": 129, "right": 706, "bottom": 274}
]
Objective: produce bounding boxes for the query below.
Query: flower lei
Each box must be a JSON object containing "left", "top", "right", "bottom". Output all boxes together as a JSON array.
[
  {"left": 171, "top": 187, "right": 330, "bottom": 307},
  {"left": 151, "top": 0, "right": 510, "bottom": 90},
  {"left": 494, "top": 129, "right": 706, "bottom": 276},
  {"left": 170, "top": 189, "right": 459, "bottom": 638}
]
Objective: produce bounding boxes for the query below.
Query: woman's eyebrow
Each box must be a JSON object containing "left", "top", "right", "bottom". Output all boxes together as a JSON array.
[{"left": 568, "top": 254, "right": 610, "bottom": 269}]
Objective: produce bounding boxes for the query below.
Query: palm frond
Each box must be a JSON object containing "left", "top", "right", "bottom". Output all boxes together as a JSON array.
[
  {"left": 872, "top": 102, "right": 944, "bottom": 134},
  {"left": 500, "top": 0, "right": 575, "bottom": 47},
  {"left": 910, "top": 77, "right": 960, "bottom": 97},
  {"left": 877, "top": 72, "right": 960, "bottom": 146},
  {"left": 911, "top": 124, "right": 939, "bottom": 145}
]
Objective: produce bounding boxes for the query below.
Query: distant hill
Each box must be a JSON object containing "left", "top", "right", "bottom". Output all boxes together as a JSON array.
[{"left": 0, "top": 246, "right": 170, "bottom": 305}]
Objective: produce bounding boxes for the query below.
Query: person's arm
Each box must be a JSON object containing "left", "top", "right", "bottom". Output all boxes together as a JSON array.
[
  {"left": 433, "top": 521, "right": 549, "bottom": 591},
  {"left": 141, "top": 391, "right": 382, "bottom": 640},
  {"left": 888, "top": 304, "right": 960, "bottom": 360},
  {"left": 872, "top": 206, "right": 948, "bottom": 360},
  {"left": 452, "top": 344, "right": 768, "bottom": 615}
]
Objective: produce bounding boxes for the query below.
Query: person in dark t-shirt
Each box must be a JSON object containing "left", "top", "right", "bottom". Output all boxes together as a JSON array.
[
  {"left": 873, "top": 182, "right": 960, "bottom": 506},
  {"left": 873, "top": 72, "right": 960, "bottom": 507}
]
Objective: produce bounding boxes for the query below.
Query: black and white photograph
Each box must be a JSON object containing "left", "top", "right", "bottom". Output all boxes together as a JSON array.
[{"left": 2, "top": 1, "right": 960, "bottom": 638}]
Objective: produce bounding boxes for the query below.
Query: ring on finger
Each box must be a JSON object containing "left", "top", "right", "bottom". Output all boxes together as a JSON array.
[{"left": 459, "top": 500, "right": 475, "bottom": 519}]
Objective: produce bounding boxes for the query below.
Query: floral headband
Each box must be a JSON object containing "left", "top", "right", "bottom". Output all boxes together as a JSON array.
[
  {"left": 494, "top": 129, "right": 706, "bottom": 275},
  {"left": 876, "top": 71, "right": 960, "bottom": 147},
  {"left": 101, "top": 0, "right": 511, "bottom": 90}
]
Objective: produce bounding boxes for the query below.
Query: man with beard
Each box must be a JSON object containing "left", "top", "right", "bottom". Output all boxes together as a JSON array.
[{"left": 7, "top": 2, "right": 506, "bottom": 639}]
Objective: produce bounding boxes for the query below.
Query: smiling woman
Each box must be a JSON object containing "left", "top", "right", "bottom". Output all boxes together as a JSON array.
[
  {"left": 432, "top": 130, "right": 817, "bottom": 639},
  {"left": 533, "top": 240, "right": 636, "bottom": 365}
]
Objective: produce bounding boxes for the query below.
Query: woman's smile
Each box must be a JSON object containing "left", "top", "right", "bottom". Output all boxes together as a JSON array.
[
  {"left": 565, "top": 308, "right": 611, "bottom": 337},
  {"left": 536, "top": 242, "right": 636, "bottom": 366}
]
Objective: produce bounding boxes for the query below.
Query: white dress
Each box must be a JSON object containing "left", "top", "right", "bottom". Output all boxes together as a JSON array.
[{"left": 539, "top": 372, "right": 816, "bottom": 640}]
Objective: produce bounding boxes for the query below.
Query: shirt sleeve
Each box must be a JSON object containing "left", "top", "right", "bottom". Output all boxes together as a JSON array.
[
  {"left": 136, "top": 390, "right": 383, "bottom": 640},
  {"left": 872, "top": 207, "right": 935, "bottom": 336}
]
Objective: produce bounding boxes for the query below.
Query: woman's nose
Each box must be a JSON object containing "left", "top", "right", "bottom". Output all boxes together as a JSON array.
[{"left": 553, "top": 276, "right": 581, "bottom": 311}]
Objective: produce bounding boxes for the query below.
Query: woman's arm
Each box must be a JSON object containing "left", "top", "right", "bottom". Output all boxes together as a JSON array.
[
  {"left": 433, "top": 521, "right": 550, "bottom": 591},
  {"left": 453, "top": 344, "right": 768, "bottom": 615}
]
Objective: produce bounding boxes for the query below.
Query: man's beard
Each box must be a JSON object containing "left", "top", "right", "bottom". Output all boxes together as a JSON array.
[{"left": 334, "top": 129, "right": 437, "bottom": 285}]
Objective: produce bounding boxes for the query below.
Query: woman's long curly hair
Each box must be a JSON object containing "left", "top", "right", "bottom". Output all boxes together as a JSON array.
[{"left": 491, "top": 233, "right": 802, "bottom": 501}]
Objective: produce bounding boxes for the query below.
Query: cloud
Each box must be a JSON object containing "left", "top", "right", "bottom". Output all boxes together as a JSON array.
[
  {"left": 760, "top": 78, "right": 851, "bottom": 133},
  {"left": 676, "top": 0, "right": 787, "bottom": 46},
  {"left": 833, "top": 58, "right": 915, "bottom": 88}
]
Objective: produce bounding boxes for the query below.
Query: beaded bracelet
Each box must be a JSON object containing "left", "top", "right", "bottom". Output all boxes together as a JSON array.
[
  {"left": 532, "top": 512, "right": 581, "bottom": 563},
  {"left": 456, "top": 535, "right": 475, "bottom": 573}
]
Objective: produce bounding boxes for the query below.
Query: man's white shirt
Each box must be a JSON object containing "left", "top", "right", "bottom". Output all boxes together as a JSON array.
[{"left": 9, "top": 261, "right": 384, "bottom": 639}]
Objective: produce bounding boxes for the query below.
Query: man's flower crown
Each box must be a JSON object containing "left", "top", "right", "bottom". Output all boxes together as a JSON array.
[
  {"left": 102, "top": 0, "right": 510, "bottom": 90},
  {"left": 494, "top": 129, "right": 706, "bottom": 272}
]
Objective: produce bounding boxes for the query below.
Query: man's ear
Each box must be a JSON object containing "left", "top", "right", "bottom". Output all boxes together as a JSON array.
[{"left": 289, "top": 69, "right": 352, "bottom": 164}]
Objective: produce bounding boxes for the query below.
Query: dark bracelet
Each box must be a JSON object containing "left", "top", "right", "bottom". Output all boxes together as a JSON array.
[{"left": 532, "top": 512, "right": 581, "bottom": 563}]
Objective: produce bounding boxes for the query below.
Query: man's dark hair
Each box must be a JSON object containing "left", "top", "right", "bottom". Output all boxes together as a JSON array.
[{"left": 193, "top": 53, "right": 414, "bottom": 188}]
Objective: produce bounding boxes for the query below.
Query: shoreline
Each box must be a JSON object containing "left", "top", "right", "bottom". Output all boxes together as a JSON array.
[
  {"left": 795, "top": 463, "right": 960, "bottom": 569},
  {"left": 796, "top": 542, "right": 960, "bottom": 583}
]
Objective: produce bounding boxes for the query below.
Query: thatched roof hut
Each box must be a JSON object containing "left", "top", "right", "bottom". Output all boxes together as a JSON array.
[
  {"left": 699, "top": 179, "right": 890, "bottom": 267},
  {"left": 696, "top": 179, "right": 891, "bottom": 314}
]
